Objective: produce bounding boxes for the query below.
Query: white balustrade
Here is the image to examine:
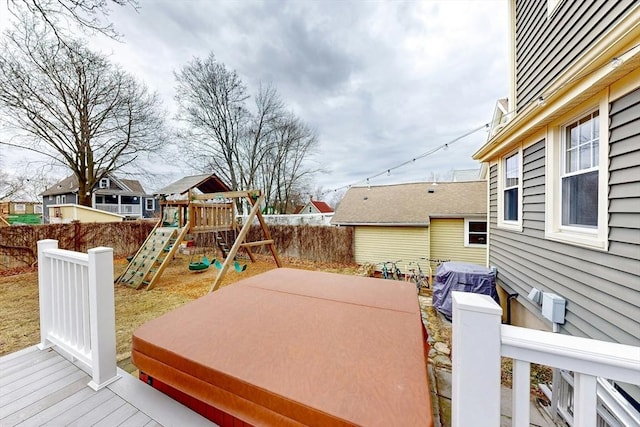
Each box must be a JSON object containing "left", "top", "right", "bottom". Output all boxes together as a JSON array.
[
  {"left": 452, "top": 291, "right": 640, "bottom": 427},
  {"left": 37, "top": 239, "right": 119, "bottom": 391}
]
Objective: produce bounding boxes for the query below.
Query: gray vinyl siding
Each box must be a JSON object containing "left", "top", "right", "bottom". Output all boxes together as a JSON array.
[
  {"left": 514, "top": 0, "right": 635, "bottom": 111},
  {"left": 609, "top": 87, "right": 640, "bottom": 258},
  {"left": 489, "top": 92, "right": 640, "bottom": 346},
  {"left": 42, "top": 192, "right": 77, "bottom": 224}
]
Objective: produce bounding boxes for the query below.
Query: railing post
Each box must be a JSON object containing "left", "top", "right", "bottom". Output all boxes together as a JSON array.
[
  {"left": 37, "top": 239, "right": 59, "bottom": 350},
  {"left": 573, "top": 373, "right": 597, "bottom": 427},
  {"left": 452, "top": 291, "right": 503, "bottom": 427},
  {"left": 87, "top": 246, "right": 119, "bottom": 390}
]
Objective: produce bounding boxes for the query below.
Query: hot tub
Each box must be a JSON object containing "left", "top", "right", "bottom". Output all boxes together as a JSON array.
[{"left": 132, "top": 268, "right": 433, "bottom": 426}]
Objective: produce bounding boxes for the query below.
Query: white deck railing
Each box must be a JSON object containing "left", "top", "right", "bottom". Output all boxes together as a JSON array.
[
  {"left": 95, "top": 203, "right": 141, "bottom": 216},
  {"left": 37, "top": 239, "right": 119, "bottom": 391},
  {"left": 451, "top": 292, "right": 640, "bottom": 427}
]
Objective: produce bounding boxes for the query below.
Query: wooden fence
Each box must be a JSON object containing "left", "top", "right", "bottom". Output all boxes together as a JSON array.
[{"left": 0, "top": 222, "right": 354, "bottom": 270}]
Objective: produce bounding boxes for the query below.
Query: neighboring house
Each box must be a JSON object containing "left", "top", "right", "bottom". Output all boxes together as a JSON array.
[
  {"left": 0, "top": 201, "right": 43, "bottom": 225},
  {"left": 331, "top": 181, "right": 487, "bottom": 273},
  {"left": 295, "top": 199, "right": 334, "bottom": 214},
  {"left": 41, "top": 173, "right": 157, "bottom": 223},
  {"left": 473, "top": 0, "right": 640, "bottom": 418}
]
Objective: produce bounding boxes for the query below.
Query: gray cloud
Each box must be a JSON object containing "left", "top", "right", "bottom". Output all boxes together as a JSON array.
[{"left": 1, "top": 0, "right": 508, "bottom": 194}]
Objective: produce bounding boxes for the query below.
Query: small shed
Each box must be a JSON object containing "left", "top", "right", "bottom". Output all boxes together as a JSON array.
[{"left": 331, "top": 181, "right": 487, "bottom": 272}]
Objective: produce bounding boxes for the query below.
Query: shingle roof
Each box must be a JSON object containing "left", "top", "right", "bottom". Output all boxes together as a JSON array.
[
  {"left": 41, "top": 175, "right": 78, "bottom": 196},
  {"left": 331, "top": 181, "right": 487, "bottom": 225},
  {"left": 41, "top": 173, "right": 147, "bottom": 196},
  {"left": 311, "top": 201, "right": 334, "bottom": 213},
  {"left": 154, "top": 174, "right": 231, "bottom": 196}
]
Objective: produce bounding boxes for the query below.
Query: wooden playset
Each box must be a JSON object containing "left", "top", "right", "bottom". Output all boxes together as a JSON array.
[{"left": 116, "top": 174, "right": 281, "bottom": 291}]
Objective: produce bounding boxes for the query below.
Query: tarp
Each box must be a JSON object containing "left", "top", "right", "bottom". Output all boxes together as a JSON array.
[{"left": 432, "top": 262, "right": 499, "bottom": 320}]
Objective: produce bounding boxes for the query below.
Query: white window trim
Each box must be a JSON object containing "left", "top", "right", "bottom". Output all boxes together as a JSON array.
[
  {"left": 464, "top": 218, "right": 488, "bottom": 247},
  {"left": 497, "top": 147, "right": 523, "bottom": 231},
  {"left": 99, "top": 178, "right": 110, "bottom": 189},
  {"left": 145, "top": 198, "right": 155, "bottom": 211},
  {"left": 545, "top": 91, "right": 609, "bottom": 250}
]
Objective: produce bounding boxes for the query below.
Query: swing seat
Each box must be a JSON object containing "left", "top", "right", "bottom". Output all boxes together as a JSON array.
[
  {"left": 234, "top": 261, "right": 247, "bottom": 272},
  {"left": 189, "top": 256, "right": 211, "bottom": 271}
]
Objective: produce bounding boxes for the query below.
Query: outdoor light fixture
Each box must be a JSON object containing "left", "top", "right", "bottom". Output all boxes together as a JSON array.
[{"left": 611, "top": 57, "right": 623, "bottom": 68}]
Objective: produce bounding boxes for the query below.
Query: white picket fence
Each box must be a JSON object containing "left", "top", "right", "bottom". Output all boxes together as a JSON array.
[
  {"left": 451, "top": 292, "right": 640, "bottom": 427},
  {"left": 37, "top": 239, "right": 119, "bottom": 391}
]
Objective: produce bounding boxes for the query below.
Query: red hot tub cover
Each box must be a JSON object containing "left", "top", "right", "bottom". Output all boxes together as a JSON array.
[{"left": 132, "top": 268, "right": 433, "bottom": 426}]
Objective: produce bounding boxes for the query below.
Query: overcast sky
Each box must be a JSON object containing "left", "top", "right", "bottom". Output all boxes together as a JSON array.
[{"left": 1, "top": 0, "right": 508, "bottom": 198}]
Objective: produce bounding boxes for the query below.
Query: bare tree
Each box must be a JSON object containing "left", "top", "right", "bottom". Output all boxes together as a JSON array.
[
  {"left": 175, "top": 53, "right": 249, "bottom": 191},
  {"left": 174, "top": 53, "right": 320, "bottom": 210},
  {"left": 238, "top": 83, "right": 284, "bottom": 191},
  {"left": 0, "top": 26, "right": 166, "bottom": 206},
  {"left": 261, "top": 114, "right": 319, "bottom": 213},
  {"left": 6, "top": 0, "right": 138, "bottom": 44}
]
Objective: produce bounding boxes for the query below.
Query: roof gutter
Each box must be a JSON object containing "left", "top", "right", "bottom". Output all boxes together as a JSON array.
[
  {"left": 331, "top": 222, "right": 431, "bottom": 227},
  {"left": 474, "top": 9, "right": 640, "bottom": 161}
]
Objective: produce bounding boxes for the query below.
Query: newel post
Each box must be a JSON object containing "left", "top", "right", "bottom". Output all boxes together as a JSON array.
[
  {"left": 37, "top": 239, "right": 59, "bottom": 350},
  {"left": 87, "top": 246, "right": 119, "bottom": 390},
  {"left": 452, "top": 291, "right": 503, "bottom": 427}
]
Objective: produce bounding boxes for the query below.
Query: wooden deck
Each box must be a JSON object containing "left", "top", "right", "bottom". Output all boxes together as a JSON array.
[{"left": 0, "top": 346, "right": 214, "bottom": 427}]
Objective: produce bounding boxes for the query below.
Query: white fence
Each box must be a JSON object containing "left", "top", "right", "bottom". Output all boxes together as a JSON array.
[
  {"left": 95, "top": 203, "right": 142, "bottom": 216},
  {"left": 239, "top": 213, "right": 334, "bottom": 226},
  {"left": 451, "top": 292, "right": 640, "bottom": 427},
  {"left": 37, "top": 239, "right": 119, "bottom": 391}
]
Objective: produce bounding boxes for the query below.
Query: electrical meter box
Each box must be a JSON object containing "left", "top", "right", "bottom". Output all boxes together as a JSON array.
[{"left": 542, "top": 292, "right": 566, "bottom": 324}]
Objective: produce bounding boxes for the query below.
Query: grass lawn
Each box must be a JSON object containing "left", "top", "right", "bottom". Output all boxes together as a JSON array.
[{"left": 0, "top": 253, "right": 360, "bottom": 368}]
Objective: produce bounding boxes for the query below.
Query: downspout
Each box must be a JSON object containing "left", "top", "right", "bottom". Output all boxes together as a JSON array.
[{"left": 506, "top": 292, "right": 518, "bottom": 325}]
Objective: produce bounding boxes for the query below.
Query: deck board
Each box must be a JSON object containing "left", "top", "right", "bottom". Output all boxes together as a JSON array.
[
  {"left": 9, "top": 384, "right": 94, "bottom": 426},
  {"left": 92, "top": 401, "right": 140, "bottom": 426},
  {"left": 0, "top": 349, "right": 59, "bottom": 380},
  {"left": 0, "top": 346, "right": 213, "bottom": 427},
  {"left": 63, "top": 394, "right": 127, "bottom": 426}
]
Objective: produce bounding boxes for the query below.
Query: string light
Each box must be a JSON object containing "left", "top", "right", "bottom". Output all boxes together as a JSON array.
[{"left": 321, "top": 43, "right": 640, "bottom": 197}]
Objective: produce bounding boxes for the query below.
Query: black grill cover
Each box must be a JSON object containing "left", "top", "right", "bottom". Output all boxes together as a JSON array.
[{"left": 432, "top": 262, "right": 499, "bottom": 320}]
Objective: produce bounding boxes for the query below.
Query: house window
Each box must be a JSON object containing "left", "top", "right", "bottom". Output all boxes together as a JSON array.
[
  {"left": 55, "top": 195, "right": 66, "bottom": 204},
  {"left": 545, "top": 93, "right": 608, "bottom": 250},
  {"left": 34, "top": 204, "right": 43, "bottom": 214},
  {"left": 145, "top": 198, "right": 154, "bottom": 211},
  {"left": 561, "top": 111, "right": 599, "bottom": 228},
  {"left": 99, "top": 178, "right": 110, "bottom": 189},
  {"left": 501, "top": 151, "right": 520, "bottom": 226},
  {"left": 14, "top": 204, "right": 26, "bottom": 213},
  {"left": 465, "top": 219, "right": 487, "bottom": 246}
]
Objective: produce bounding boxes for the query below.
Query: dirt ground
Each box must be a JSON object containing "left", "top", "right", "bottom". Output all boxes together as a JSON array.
[{"left": 0, "top": 253, "right": 360, "bottom": 365}]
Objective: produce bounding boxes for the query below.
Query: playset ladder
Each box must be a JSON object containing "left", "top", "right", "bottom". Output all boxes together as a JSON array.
[
  {"left": 209, "top": 192, "right": 281, "bottom": 293},
  {"left": 117, "top": 225, "right": 189, "bottom": 290}
]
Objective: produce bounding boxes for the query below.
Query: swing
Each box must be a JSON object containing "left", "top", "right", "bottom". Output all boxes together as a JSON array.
[
  {"left": 189, "top": 255, "right": 211, "bottom": 271},
  {"left": 188, "top": 245, "right": 211, "bottom": 271},
  {"left": 211, "top": 259, "right": 247, "bottom": 273}
]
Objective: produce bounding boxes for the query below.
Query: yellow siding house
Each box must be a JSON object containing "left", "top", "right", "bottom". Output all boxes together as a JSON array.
[{"left": 331, "top": 180, "right": 487, "bottom": 275}]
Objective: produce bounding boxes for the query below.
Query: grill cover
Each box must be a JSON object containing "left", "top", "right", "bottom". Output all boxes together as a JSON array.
[{"left": 432, "top": 262, "right": 498, "bottom": 320}]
